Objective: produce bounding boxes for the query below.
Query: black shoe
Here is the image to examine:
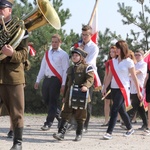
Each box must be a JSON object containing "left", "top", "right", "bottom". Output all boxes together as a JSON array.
[
  {"left": 117, "top": 120, "right": 121, "bottom": 123},
  {"left": 74, "top": 135, "right": 82, "bottom": 141},
  {"left": 7, "top": 130, "right": 13, "bottom": 138},
  {"left": 53, "top": 133, "right": 64, "bottom": 140},
  {"left": 138, "top": 125, "right": 147, "bottom": 130},
  {"left": 10, "top": 143, "right": 22, "bottom": 150},
  {"left": 41, "top": 125, "right": 51, "bottom": 131}
]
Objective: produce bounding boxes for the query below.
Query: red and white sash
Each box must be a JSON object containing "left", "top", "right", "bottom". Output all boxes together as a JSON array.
[
  {"left": 109, "top": 59, "right": 131, "bottom": 107},
  {"left": 45, "top": 50, "right": 62, "bottom": 84}
]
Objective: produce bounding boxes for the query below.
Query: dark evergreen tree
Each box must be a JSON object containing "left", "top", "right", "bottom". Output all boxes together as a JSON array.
[{"left": 117, "top": 0, "right": 150, "bottom": 51}]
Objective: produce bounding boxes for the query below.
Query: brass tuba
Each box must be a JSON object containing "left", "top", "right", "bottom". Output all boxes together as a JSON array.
[{"left": 0, "top": 0, "right": 61, "bottom": 60}]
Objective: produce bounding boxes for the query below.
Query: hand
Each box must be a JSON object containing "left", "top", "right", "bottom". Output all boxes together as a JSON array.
[
  {"left": 81, "top": 86, "right": 88, "bottom": 92},
  {"left": 34, "top": 82, "right": 39, "bottom": 89},
  {"left": 60, "top": 85, "right": 65, "bottom": 95},
  {"left": 137, "top": 92, "right": 143, "bottom": 102},
  {"left": 1, "top": 45, "right": 14, "bottom": 56},
  {"left": 102, "top": 87, "right": 107, "bottom": 97}
]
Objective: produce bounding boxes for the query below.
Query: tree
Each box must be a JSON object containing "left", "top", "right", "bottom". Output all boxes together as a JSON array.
[{"left": 117, "top": 1, "right": 150, "bottom": 51}]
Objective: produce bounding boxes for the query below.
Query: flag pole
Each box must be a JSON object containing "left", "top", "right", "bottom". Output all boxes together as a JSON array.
[{"left": 88, "top": 0, "right": 99, "bottom": 26}]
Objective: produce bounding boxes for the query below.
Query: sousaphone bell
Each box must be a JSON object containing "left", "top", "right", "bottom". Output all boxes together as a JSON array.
[{"left": 0, "top": 0, "right": 61, "bottom": 60}]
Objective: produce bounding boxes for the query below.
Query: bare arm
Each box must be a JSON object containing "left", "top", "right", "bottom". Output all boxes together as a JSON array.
[
  {"left": 102, "top": 70, "right": 112, "bottom": 97},
  {"left": 129, "top": 67, "right": 142, "bottom": 100}
]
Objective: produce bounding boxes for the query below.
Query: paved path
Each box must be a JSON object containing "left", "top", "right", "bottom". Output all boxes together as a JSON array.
[{"left": 0, "top": 115, "right": 150, "bottom": 150}]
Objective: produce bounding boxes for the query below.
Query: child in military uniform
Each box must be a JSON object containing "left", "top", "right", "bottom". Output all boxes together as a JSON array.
[{"left": 53, "top": 47, "right": 94, "bottom": 141}]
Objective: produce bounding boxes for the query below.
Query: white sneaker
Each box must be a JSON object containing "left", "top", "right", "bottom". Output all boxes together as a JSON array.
[
  {"left": 143, "top": 129, "right": 150, "bottom": 136},
  {"left": 103, "top": 133, "right": 112, "bottom": 140},
  {"left": 123, "top": 128, "right": 134, "bottom": 137}
]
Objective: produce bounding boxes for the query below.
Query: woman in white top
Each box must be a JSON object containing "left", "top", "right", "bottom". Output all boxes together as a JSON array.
[{"left": 102, "top": 40, "right": 142, "bottom": 140}]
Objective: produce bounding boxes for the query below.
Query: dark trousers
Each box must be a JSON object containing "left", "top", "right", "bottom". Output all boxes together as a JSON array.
[
  {"left": 128, "top": 94, "right": 147, "bottom": 126},
  {"left": 107, "top": 89, "right": 132, "bottom": 134},
  {"left": 84, "top": 86, "right": 94, "bottom": 129},
  {"left": 42, "top": 77, "right": 61, "bottom": 126},
  {"left": 0, "top": 84, "right": 24, "bottom": 128}
]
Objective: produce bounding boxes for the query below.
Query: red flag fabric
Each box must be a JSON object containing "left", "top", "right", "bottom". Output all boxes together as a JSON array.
[{"left": 28, "top": 45, "right": 36, "bottom": 56}]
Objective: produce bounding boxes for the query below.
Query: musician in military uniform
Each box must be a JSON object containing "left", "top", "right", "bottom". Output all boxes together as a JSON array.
[
  {"left": 53, "top": 47, "right": 94, "bottom": 141},
  {"left": 0, "top": 0, "right": 28, "bottom": 149}
]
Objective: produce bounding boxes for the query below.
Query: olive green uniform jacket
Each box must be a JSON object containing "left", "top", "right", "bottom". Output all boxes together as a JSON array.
[
  {"left": 63, "top": 63, "right": 94, "bottom": 104},
  {"left": 61, "top": 63, "right": 94, "bottom": 122}
]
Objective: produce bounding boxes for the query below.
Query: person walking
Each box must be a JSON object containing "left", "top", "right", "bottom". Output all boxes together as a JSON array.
[
  {"left": 128, "top": 50, "right": 148, "bottom": 130},
  {"left": 101, "top": 46, "right": 117, "bottom": 126},
  {"left": 0, "top": 0, "right": 29, "bottom": 149},
  {"left": 53, "top": 47, "right": 94, "bottom": 141},
  {"left": 34, "top": 34, "right": 69, "bottom": 131},
  {"left": 80, "top": 24, "right": 100, "bottom": 132},
  {"left": 102, "top": 40, "right": 142, "bottom": 140}
]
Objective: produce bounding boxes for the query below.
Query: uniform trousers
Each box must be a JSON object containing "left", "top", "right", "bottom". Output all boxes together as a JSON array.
[
  {"left": 0, "top": 84, "right": 24, "bottom": 128},
  {"left": 61, "top": 100, "right": 87, "bottom": 124},
  {"left": 107, "top": 89, "right": 132, "bottom": 134},
  {"left": 42, "top": 76, "right": 61, "bottom": 126}
]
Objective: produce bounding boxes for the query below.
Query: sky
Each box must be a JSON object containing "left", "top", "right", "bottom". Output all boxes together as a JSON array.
[{"left": 28, "top": 0, "right": 150, "bottom": 39}]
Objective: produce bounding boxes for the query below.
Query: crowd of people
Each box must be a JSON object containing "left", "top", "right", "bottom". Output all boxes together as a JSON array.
[{"left": 0, "top": 0, "right": 150, "bottom": 150}]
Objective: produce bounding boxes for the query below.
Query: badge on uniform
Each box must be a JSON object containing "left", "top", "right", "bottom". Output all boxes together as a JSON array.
[{"left": 69, "top": 85, "right": 89, "bottom": 109}]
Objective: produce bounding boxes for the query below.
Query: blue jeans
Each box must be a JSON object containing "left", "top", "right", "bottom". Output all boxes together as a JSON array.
[{"left": 107, "top": 89, "right": 132, "bottom": 134}]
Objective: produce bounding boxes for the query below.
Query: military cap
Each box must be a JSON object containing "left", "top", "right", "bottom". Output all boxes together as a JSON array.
[
  {"left": 0, "top": 0, "right": 14, "bottom": 8},
  {"left": 72, "top": 47, "right": 88, "bottom": 58}
]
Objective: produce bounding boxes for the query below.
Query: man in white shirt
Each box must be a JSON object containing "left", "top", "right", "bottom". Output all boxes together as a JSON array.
[
  {"left": 81, "top": 25, "right": 99, "bottom": 132},
  {"left": 34, "top": 34, "right": 69, "bottom": 130},
  {"left": 128, "top": 49, "right": 148, "bottom": 130},
  {"left": 67, "top": 25, "right": 100, "bottom": 132}
]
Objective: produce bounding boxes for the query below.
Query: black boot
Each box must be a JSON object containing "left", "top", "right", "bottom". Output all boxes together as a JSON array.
[
  {"left": 10, "top": 127, "right": 23, "bottom": 150},
  {"left": 53, "top": 120, "right": 68, "bottom": 140},
  {"left": 74, "top": 123, "right": 83, "bottom": 141}
]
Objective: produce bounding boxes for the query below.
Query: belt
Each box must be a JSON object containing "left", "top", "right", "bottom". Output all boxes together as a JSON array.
[{"left": 45, "top": 75, "right": 56, "bottom": 78}]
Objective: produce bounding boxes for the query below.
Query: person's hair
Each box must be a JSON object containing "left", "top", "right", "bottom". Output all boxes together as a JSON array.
[
  {"left": 107, "top": 45, "right": 117, "bottom": 60},
  {"left": 128, "top": 50, "right": 136, "bottom": 64},
  {"left": 115, "top": 40, "right": 129, "bottom": 59},
  {"left": 51, "top": 34, "right": 61, "bottom": 42},
  {"left": 82, "top": 24, "right": 92, "bottom": 34},
  {"left": 135, "top": 49, "right": 144, "bottom": 56}
]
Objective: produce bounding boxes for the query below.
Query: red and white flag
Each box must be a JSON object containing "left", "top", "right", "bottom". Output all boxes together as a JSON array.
[
  {"left": 91, "top": 8, "right": 98, "bottom": 45},
  {"left": 90, "top": 7, "right": 101, "bottom": 89},
  {"left": 28, "top": 44, "right": 36, "bottom": 56}
]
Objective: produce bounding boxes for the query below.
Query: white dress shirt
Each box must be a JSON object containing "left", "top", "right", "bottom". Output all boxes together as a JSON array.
[
  {"left": 36, "top": 48, "right": 69, "bottom": 86},
  {"left": 111, "top": 58, "right": 134, "bottom": 88},
  {"left": 84, "top": 40, "right": 99, "bottom": 71},
  {"left": 130, "top": 60, "right": 147, "bottom": 94}
]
